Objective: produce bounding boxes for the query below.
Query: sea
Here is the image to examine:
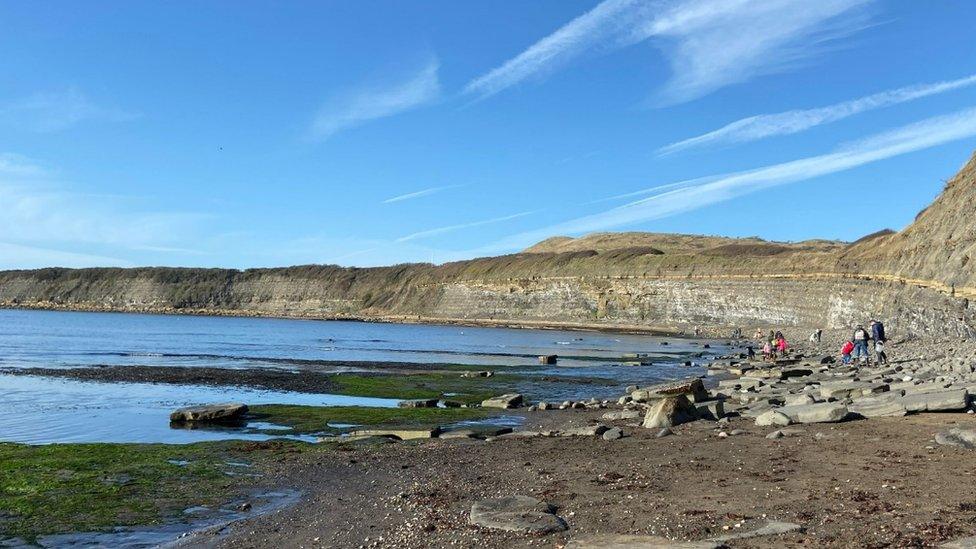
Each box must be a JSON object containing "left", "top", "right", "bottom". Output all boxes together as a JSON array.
[{"left": 0, "top": 308, "right": 724, "bottom": 444}]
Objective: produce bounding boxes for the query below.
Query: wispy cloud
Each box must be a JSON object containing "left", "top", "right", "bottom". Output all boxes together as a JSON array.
[
  {"left": 584, "top": 174, "right": 727, "bottom": 205},
  {"left": 0, "top": 153, "right": 206, "bottom": 267},
  {"left": 0, "top": 241, "right": 131, "bottom": 270},
  {"left": 464, "top": 0, "right": 872, "bottom": 104},
  {"left": 481, "top": 106, "right": 976, "bottom": 252},
  {"left": 396, "top": 211, "right": 535, "bottom": 243},
  {"left": 463, "top": 0, "right": 642, "bottom": 99},
  {"left": 0, "top": 88, "right": 138, "bottom": 133},
  {"left": 309, "top": 58, "right": 440, "bottom": 141},
  {"left": 660, "top": 73, "right": 976, "bottom": 154},
  {"left": 0, "top": 153, "right": 46, "bottom": 176},
  {"left": 638, "top": 0, "right": 874, "bottom": 105},
  {"left": 383, "top": 184, "right": 463, "bottom": 204}
]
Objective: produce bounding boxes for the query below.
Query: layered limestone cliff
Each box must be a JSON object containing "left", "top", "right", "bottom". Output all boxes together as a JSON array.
[{"left": 2, "top": 153, "right": 976, "bottom": 337}]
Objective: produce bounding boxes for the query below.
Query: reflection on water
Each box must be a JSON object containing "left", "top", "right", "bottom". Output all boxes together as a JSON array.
[
  {"left": 0, "top": 374, "right": 397, "bottom": 445},
  {"left": 0, "top": 309, "right": 716, "bottom": 369}
]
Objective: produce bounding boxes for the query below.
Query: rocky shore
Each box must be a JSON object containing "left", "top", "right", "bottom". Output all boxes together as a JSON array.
[{"left": 151, "top": 335, "right": 976, "bottom": 547}]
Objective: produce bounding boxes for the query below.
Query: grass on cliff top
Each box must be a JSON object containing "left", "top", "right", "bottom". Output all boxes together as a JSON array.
[
  {"left": 247, "top": 404, "right": 492, "bottom": 434},
  {"left": 0, "top": 440, "right": 311, "bottom": 542}
]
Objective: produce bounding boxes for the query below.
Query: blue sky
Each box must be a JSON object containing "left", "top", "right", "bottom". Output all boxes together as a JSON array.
[{"left": 2, "top": 1, "right": 976, "bottom": 269}]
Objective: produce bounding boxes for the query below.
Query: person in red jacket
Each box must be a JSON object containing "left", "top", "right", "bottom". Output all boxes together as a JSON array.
[{"left": 841, "top": 340, "right": 855, "bottom": 364}]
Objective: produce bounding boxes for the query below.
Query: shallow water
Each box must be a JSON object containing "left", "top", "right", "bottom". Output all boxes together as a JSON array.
[
  {"left": 0, "top": 308, "right": 726, "bottom": 444},
  {"left": 0, "top": 374, "right": 397, "bottom": 444}
]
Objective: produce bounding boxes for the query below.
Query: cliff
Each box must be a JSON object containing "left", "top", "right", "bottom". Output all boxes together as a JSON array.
[{"left": 2, "top": 152, "right": 976, "bottom": 337}]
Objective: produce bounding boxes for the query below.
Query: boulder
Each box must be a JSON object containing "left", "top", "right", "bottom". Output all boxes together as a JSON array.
[
  {"left": 642, "top": 395, "right": 700, "bottom": 429},
  {"left": 936, "top": 428, "right": 976, "bottom": 450},
  {"left": 469, "top": 495, "right": 567, "bottom": 534},
  {"left": 755, "top": 410, "right": 792, "bottom": 427},
  {"left": 398, "top": 399, "right": 439, "bottom": 408},
  {"left": 695, "top": 400, "right": 725, "bottom": 421},
  {"left": 481, "top": 393, "right": 524, "bottom": 409},
  {"left": 602, "top": 427, "right": 624, "bottom": 441},
  {"left": 636, "top": 378, "right": 709, "bottom": 403},
  {"left": 170, "top": 403, "right": 248, "bottom": 423},
  {"left": 776, "top": 402, "right": 849, "bottom": 424},
  {"left": 785, "top": 394, "right": 816, "bottom": 406}
]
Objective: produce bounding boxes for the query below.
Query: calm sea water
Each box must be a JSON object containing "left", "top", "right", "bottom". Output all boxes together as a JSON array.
[{"left": 0, "top": 309, "right": 722, "bottom": 444}]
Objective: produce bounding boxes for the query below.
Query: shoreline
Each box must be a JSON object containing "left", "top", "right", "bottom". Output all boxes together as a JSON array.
[{"left": 0, "top": 303, "right": 727, "bottom": 338}]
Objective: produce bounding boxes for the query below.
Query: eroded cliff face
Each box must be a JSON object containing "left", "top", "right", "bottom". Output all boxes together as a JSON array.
[{"left": 3, "top": 153, "right": 976, "bottom": 337}]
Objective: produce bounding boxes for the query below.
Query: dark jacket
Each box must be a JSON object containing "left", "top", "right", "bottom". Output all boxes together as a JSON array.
[{"left": 871, "top": 322, "right": 886, "bottom": 342}]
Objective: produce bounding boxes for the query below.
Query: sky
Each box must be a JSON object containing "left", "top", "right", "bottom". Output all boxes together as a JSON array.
[{"left": 2, "top": 1, "right": 976, "bottom": 270}]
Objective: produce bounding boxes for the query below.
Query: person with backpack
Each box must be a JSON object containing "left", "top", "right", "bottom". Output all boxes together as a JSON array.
[
  {"left": 852, "top": 324, "right": 871, "bottom": 365},
  {"left": 871, "top": 320, "right": 888, "bottom": 364}
]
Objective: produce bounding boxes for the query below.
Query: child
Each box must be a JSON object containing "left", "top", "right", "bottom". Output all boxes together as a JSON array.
[
  {"left": 841, "top": 340, "right": 854, "bottom": 364},
  {"left": 875, "top": 340, "right": 888, "bottom": 365},
  {"left": 776, "top": 336, "right": 789, "bottom": 356},
  {"left": 762, "top": 341, "right": 772, "bottom": 361}
]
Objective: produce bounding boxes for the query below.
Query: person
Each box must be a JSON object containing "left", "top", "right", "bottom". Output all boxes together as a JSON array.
[
  {"left": 776, "top": 334, "right": 789, "bottom": 356},
  {"left": 875, "top": 339, "right": 888, "bottom": 365},
  {"left": 852, "top": 324, "right": 871, "bottom": 364},
  {"left": 841, "top": 340, "right": 854, "bottom": 364},
  {"left": 870, "top": 320, "right": 886, "bottom": 344},
  {"left": 754, "top": 328, "right": 765, "bottom": 341},
  {"left": 762, "top": 341, "right": 772, "bottom": 361},
  {"left": 809, "top": 329, "right": 822, "bottom": 343},
  {"left": 746, "top": 345, "right": 756, "bottom": 360}
]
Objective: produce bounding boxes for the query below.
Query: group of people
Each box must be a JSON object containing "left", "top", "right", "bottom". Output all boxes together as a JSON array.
[
  {"left": 745, "top": 319, "right": 888, "bottom": 366},
  {"left": 841, "top": 319, "right": 887, "bottom": 365},
  {"left": 749, "top": 328, "right": 789, "bottom": 361}
]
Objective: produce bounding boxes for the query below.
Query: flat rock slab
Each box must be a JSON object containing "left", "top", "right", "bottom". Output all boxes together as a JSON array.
[
  {"left": 819, "top": 381, "right": 888, "bottom": 400},
  {"left": 936, "top": 428, "right": 976, "bottom": 449},
  {"left": 900, "top": 389, "right": 969, "bottom": 412},
  {"left": 439, "top": 427, "right": 512, "bottom": 440},
  {"left": 482, "top": 393, "right": 524, "bottom": 409},
  {"left": 602, "top": 410, "right": 643, "bottom": 421},
  {"left": 348, "top": 428, "right": 439, "bottom": 440},
  {"left": 469, "top": 495, "right": 567, "bottom": 534},
  {"left": 559, "top": 425, "right": 610, "bottom": 437},
  {"left": 170, "top": 403, "right": 248, "bottom": 423},
  {"left": 777, "top": 402, "right": 849, "bottom": 424},
  {"left": 849, "top": 395, "right": 908, "bottom": 418},
  {"left": 709, "top": 521, "right": 803, "bottom": 542},
  {"left": 566, "top": 534, "right": 723, "bottom": 548},
  {"left": 941, "top": 536, "right": 976, "bottom": 548},
  {"left": 397, "top": 399, "right": 439, "bottom": 408}
]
